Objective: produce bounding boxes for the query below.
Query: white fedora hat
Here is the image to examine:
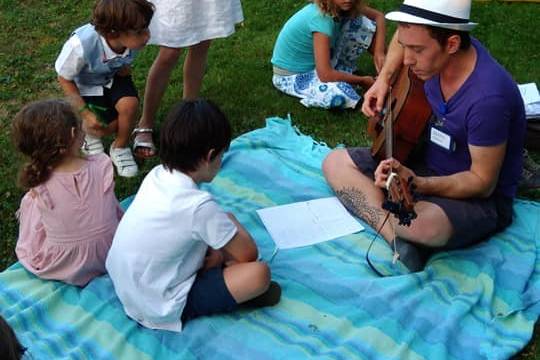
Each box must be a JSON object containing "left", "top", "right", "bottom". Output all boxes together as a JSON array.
[{"left": 386, "top": 0, "right": 477, "bottom": 32}]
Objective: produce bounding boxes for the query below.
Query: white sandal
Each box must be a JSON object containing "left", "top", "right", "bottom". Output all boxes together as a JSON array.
[
  {"left": 110, "top": 146, "right": 138, "bottom": 177},
  {"left": 81, "top": 134, "right": 104, "bottom": 156},
  {"left": 132, "top": 128, "right": 156, "bottom": 158}
]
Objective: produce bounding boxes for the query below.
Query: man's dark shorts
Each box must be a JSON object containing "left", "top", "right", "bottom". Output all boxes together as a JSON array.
[
  {"left": 347, "top": 147, "right": 514, "bottom": 250},
  {"left": 82, "top": 75, "right": 138, "bottom": 124},
  {"left": 181, "top": 267, "right": 238, "bottom": 324}
]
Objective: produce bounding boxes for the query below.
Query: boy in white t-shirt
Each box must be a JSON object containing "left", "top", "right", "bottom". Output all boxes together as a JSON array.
[{"left": 106, "top": 99, "right": 281, "bottom": 332}]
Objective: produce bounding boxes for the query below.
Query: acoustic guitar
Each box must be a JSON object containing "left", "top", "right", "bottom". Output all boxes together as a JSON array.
[{"left": 367, "top": 66, "right": 432, "bottom": 226}]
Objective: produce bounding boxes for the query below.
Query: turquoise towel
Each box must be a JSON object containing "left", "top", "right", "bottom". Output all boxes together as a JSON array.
[{"left": 1, "top": 117, "right": 539, "bottom": 359}]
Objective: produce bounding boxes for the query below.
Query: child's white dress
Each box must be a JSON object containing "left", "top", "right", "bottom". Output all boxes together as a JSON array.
[{"left": 148, "top": 0, "right": 244, "bottom": 48}]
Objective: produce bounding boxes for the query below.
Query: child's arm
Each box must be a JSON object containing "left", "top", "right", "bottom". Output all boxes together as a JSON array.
[
  {"left": 57, "top": 76, "right": 112, "bottom": 137},
  {"left": 55, "top": 35, "right": 114, "bottom": 137},
  {"left": 220, "top": 213, "right": 259, "bottom": 264},
  {"left": 362, "top": 6, "right": 386, "bottom": 73},
  {"left": 203, "top": 248, "right": 225, "bottom": 270},
  {"left": 313, "top": 33, "right": 374, "bottom": 87}
]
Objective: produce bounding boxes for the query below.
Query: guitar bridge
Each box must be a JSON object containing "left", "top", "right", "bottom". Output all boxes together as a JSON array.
[{"left": 382, "top": 198, "right": 417, "bottom": 226}]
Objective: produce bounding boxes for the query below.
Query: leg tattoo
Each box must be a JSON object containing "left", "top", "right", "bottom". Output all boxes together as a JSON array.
[{"left": 335, "top": 187, "right": 386, "bottom": 230}]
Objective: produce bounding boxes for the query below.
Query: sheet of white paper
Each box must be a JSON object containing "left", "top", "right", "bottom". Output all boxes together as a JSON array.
[
  {"left": 256, "top": 197, "right": 364, "bottom": 249},
  {"left": 526, "top": 103, "right": 540, "bottom": 118},
  {"left": 518, "top": 83, "right": 540, "bottom": 105}
]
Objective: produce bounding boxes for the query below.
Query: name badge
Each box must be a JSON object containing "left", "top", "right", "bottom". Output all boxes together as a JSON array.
[{"left": 430, "top": 126, "right": 455, "bottom": 152}]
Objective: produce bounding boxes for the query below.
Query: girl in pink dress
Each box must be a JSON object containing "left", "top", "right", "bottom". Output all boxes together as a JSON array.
[{"left": 12, "top": 99, "right": 123, "bottom": 287}]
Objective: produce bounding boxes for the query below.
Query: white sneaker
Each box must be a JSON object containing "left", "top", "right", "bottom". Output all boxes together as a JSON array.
[
  {"left": 110, "top": 146, "right": 138, "bottom": 177},
  {"left": 81, "top": 134, "right": 104, "bottom": 155}
]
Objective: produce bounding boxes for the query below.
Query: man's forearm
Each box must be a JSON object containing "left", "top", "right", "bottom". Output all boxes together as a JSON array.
[{"left": 416, "top": 171, "right": 496, "bottom": 199}]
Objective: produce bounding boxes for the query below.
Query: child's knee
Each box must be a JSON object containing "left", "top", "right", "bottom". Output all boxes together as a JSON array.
[
  {"left": 252, "top": 262, "right": 271, "bottom": 290},
  {"left": 115, "top": 96, "right": 139, "bottom": 116},
  {"left": 322, "top": 149, "right": 347, "bottom": 178},
  {"left": 158, "top": 47, "right": 182, "bottom": 66}
]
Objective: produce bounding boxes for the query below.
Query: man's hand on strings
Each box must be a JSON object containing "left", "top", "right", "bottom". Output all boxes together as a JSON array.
[
  {"left": 374, "top": 158, "right": 416, "bottom": 189},
  {"left": 374, "top": 159, "right": 392, "bottom": 188}
]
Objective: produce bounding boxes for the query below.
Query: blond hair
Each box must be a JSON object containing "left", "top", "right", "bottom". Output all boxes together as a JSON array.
[{"left": 313, "top": 0, "right": 364, "bottom": 18}]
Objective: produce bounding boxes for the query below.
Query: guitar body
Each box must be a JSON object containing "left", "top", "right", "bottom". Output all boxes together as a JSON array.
[{"left": 368, "top": 66, "right": 432, "bottom": 164}]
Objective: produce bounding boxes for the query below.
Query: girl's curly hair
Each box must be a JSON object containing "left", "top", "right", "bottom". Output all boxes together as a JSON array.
[
  {"left": 12, "top": 99, "right": 81, "bottom": 189},
  {"left": 313, "top": 0, "right": 364, "bottom": 19}
]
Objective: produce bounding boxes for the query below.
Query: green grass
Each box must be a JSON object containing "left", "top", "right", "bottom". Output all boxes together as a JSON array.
[{"left": 0, "top": 0, "right": 539, "bottom": 357}]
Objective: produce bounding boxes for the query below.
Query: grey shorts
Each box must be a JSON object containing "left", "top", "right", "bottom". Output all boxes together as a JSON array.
[{"left": 347, "top": 147, "right": 513, "bottom": 250}]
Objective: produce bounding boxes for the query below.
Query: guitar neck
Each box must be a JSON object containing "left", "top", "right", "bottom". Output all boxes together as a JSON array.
[{"left": 384, "top": 87, "right": 393, "bottom": 159}]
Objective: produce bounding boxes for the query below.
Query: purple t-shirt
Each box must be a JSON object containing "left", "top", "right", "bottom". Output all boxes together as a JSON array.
[{"left": 424, "top": 38, "right": 526, "bottom": 198}]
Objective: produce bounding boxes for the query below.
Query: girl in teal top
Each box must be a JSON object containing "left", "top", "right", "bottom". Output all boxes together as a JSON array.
[{"left": 271, "top": 0, "right": 385, "bottom": 109}]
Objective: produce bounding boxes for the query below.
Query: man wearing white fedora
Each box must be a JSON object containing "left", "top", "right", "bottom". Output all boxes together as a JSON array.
[{"left": 323, "top": 0, "right": 526, "bottom": 272}]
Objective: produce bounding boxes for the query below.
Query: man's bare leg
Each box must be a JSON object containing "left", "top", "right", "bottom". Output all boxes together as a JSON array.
[
  {"left": 323, "top": 149, "right": 394, "bottom": 240},
  {"left": 323, "top": 149, "right": 453, "bottom": 270}
]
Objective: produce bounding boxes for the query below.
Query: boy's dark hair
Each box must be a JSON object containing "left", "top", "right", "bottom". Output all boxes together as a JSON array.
[
  {"left": 12, "top": 99, "right": 81, "bottom": 189},
  {"left": 92, "top": 0, "right": 154, "bottom": 35},
  {"left": 160, "top": 99, "right": 232, "bottom": 173},
  {"left": 0, "top": 315, "right": 25, "bottom": 360}
]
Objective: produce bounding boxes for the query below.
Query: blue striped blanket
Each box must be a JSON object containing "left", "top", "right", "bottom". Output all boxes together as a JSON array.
[{"left": 1, "top": 117, "right": 539, "bottom": 359}]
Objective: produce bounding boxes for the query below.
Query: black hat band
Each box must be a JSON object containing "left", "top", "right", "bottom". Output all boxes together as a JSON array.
[{"left": 399, "top": 4, "right": 469, "bottom": 24}]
